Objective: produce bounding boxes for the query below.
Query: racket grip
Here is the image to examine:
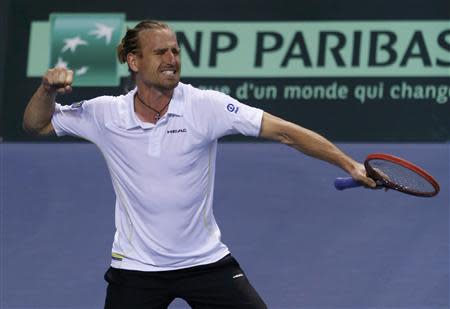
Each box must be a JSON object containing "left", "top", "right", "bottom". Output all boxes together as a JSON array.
[{"left": 334, "top": 177, "right": 363, "bottom": 190}]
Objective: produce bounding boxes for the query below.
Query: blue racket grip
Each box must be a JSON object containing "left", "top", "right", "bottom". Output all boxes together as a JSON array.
[{"left": 334, "top": 177, "right": 363, "bottom": 190}]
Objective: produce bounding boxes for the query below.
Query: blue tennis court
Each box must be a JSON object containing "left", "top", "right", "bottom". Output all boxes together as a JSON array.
[{"left": 1, "top": 142, "right": 448, "bottom": 308}]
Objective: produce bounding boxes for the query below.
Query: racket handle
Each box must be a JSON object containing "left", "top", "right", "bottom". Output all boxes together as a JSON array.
[{"left": 334, "top": 177, "right": 363, "bottom": 190}]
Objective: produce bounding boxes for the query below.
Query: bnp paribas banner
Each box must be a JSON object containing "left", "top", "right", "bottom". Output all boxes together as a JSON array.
[
  {"left": 25, "top": 14, "right": 449, "bottom": 141},
  {"left": 28, "top": 16, "right": 450, "bottom": 82}
]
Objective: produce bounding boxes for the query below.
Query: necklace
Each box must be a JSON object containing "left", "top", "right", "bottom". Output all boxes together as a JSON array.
[{"left": 135, "top": 93, "right": 171, "bottom": 121}]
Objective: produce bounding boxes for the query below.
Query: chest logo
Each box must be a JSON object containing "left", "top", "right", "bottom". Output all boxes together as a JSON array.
[{"left": 167, "top": 128, "right": 187, "bottom": 134}]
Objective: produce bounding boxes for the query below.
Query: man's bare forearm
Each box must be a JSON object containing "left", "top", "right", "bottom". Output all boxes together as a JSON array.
[
  {"left": 23, "top": 85, "right": 56, "bottom": 134},
  {"left": 279, "top": 120, "right": 357, "bottom": 173},
  {"left": 260, "top": 112, "right": 376, "bottom": 187},
  {"left": 23, "top": 68, "right": 73, "bottom": 135}
]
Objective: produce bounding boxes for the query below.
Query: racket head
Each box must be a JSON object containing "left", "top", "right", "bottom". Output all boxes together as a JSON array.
[{"left": 364, "top": 153, "right": 440, "bottom": 197}]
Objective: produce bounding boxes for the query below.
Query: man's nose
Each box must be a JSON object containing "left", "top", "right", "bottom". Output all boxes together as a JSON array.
[{"left": 164, "top": 51, "right": 177, "bottom": 64}]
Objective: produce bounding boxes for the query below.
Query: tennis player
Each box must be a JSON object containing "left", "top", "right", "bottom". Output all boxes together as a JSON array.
[{"left": 23, "top": 20, "right": 376, "bottom": 309}]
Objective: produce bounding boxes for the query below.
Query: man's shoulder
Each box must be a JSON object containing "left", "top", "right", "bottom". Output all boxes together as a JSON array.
[
  {"left": 86, "top": 92, "right": 129, "bottom": 105},
  {"left": 73, "top": 91, "right": 132, "bottom": 124},
  {"left": 178, "top": 82, "right": 228, "bottom": 103},
  {"left": 177, "top": 82, "right": 199, "bottom": 97},
  {"left": 80, "top": 90, "right": 133, "bottom": 114}
]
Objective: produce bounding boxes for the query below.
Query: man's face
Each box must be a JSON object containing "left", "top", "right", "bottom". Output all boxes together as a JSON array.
[{"left": 133, "top": 29, "right": 181, "bottom": 91}]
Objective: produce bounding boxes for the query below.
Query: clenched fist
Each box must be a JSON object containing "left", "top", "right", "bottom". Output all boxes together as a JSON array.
[{"left": 42, "top": 67, "right": 74, "bottom": 95}]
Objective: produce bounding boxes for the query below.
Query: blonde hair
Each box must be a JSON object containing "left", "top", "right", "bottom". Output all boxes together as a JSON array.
[{"left": 117, "top": 20, "right": 171, "bottom": 75}]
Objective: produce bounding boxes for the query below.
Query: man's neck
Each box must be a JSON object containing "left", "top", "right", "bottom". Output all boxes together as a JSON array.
[{"left": 134, "top": 83, "right": 174, "bottom": 124}]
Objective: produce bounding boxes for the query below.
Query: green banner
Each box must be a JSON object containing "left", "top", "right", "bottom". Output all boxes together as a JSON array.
[
  {"left": 28, "top": 19, "right": 450, "bottom": 82},
  {"left": 49, "top": 13, "right": 125, "bottom": 86}
]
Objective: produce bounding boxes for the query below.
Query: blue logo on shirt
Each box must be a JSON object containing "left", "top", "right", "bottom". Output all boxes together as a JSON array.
[
  {"left": 227, "top": 103, "right": 239, "bottom": 114},
  {"left": 70, "top": 100, "right": 85, "bottom": 109}
]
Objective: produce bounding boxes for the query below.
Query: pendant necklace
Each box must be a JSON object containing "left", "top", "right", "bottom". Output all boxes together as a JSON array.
[{"left": 136, "top": 93, "right": 171, "bottom": 121}]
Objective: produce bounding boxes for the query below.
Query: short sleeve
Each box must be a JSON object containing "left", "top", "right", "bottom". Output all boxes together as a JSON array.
[
  {"left": 51, "top": 96, "right": 108, "bottom": 142},
  {"left": 197, "top": 90, "right": 263, "bottom": 141}
]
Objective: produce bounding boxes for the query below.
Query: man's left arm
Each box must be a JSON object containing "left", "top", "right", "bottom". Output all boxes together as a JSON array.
[{"left": 259, "top": 112, "right": 376, "bottom": 188}]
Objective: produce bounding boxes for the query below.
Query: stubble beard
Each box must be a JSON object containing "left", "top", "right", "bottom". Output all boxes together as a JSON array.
[
  {"left": 140, "top": 75, "right": 180, "bottom": 93},
  {"left": 159, "top": 78, "right": 180, "bottom": 91}
]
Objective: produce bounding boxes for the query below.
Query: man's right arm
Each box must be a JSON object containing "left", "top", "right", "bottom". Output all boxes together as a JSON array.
[{"left": 23, "top": 68, "right": 73, "bottom": 136}]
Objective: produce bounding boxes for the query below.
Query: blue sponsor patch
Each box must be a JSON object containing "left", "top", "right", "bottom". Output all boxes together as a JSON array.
[
  {"left": 226, "top": 103, "right": 239, "bottom": 114},
  {"left": 70, "top": 100, "right": 85, "bottom": 109}
]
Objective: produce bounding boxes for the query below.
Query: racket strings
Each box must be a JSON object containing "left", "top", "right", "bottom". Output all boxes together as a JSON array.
[{"left": 369, "top": 159, "right": 436, "bottom": 194}]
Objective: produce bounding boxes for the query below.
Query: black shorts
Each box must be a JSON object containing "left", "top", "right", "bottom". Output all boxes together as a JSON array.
[{"left": 104, "top": 254, "right": 267, "bottom": 309}]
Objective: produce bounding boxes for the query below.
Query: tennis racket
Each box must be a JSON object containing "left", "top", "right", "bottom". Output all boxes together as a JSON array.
[{"left": 335, "top": 153, "right": 440, "bottom": 197}]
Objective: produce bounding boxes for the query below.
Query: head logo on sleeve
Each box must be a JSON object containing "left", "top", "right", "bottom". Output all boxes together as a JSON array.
[{"left": 226, "top": 103, "right": 239, "bottom": 114}]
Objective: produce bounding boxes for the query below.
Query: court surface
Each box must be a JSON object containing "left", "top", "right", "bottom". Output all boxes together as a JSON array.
[{"left": 1, "top": 142, "right": 449, "bottom": 309}]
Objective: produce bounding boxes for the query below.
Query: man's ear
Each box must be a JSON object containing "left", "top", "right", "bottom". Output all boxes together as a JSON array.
[{"left": 127, "top": 53, "right": 139, "bottom": 73}]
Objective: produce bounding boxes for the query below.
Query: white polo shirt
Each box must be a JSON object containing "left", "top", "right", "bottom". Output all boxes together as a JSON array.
[{"left": 51, "top": 82, "right": 263, "bottom": 271}]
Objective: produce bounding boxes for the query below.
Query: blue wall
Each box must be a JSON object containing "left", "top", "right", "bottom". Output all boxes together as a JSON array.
[{"left": 2, "top": 142, "right": 448, "bottom": 308}]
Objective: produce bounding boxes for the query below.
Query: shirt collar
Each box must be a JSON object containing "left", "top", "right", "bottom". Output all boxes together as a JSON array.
[
  {"left": 123, "top": 83, "right": 184, "bottom": 130},
  {"left": 166, "top": 83, "right": 184, "bottom": 117}
]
